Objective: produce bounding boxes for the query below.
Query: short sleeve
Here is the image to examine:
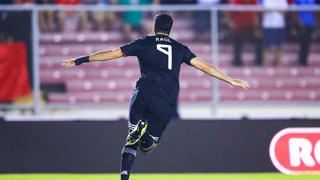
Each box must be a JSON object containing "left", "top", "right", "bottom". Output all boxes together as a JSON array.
[
  {"left": 182, "top": 45, "right": 196, "bottom": 65},
  {"left": 120, "top": 39, "right": 143, "bottom": 56}
]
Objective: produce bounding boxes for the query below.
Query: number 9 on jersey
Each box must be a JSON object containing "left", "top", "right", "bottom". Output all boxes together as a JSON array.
[{"left": 157, "top": 44, "right": 172, "bottom": 70}]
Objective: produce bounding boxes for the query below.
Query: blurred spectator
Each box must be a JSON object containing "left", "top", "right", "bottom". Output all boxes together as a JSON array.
[
  {"left": 226, "top": 0, "right": 262, "bottom": 66},
  {"left": 284, "top": 0, "right": 296, "bottom": 42},
  {"left": 83, "top": 0, "right": 117, "bottom": 31},
  {"left": 13, "top": 0, "right": 33, "bottom": 3},
  {"left": 194, "top": 0, "right": 220, "bottom": 39},
  {"left": 90, "top": 11, "right": 117, "bottom": 31},
  {"left": 262, "top": 0, "right": 288, "bottom": 66},
  {"left": 0, "top": 12, "right": 13, "bottom": 42},
  {"left": 81, "top": 0, "right": 100, "bottom": 3},
  {"left": 36, "top": 0, "right": 58, "bottom": 32},
  {"left": 55, "top": 0, "right": 80, "bottom": 3},
  {"left": 55, "top": 0, "right": 88, "bottom": 32},
  {"left": 295, "top": 0, "right": 317, "bottom": 66},
  {"left": 0, "top": 0, "right": 13, "bottom": 4},
  {"left": 117, "top": 0, "right": 159, "bottom": 41},
  {"left": 161, "top": 0, "right": 195, "bottom": 4}
]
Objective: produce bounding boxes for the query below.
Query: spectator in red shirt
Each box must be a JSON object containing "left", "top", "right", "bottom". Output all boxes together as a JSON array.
[
  {"left": 226, "top": 0, "right": 262, "bottom": 66},
  {"left": 55, "top": 0, "right": 80, "bottom": 4}
]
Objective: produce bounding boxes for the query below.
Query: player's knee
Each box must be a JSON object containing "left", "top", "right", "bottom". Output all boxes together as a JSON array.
[{"left": 140, "top": 143, "right": 158, "bottom": 154}]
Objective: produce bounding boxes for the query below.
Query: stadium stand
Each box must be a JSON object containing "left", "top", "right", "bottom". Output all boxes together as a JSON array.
[{"left": 39, "top": 14, "right": 320, "bottom": 105}]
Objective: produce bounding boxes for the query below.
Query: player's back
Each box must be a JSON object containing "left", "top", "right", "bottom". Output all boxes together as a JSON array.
[{"left": 120, "top": 34, "right": 195, "bottom": 104}]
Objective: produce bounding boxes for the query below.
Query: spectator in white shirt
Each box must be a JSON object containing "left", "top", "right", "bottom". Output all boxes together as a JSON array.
[{"left": 262, "top": 0, "right": 288, "bottom": 66}]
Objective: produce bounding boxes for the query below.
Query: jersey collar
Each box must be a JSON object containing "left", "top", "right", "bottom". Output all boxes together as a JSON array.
[{"left": 155, "top": 32, "right": 169, "bottom": 36}]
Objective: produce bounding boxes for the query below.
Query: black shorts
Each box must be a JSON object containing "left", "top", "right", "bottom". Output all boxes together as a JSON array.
[{"left": 128, "top": 88, "right": 174, "bottom": 143}]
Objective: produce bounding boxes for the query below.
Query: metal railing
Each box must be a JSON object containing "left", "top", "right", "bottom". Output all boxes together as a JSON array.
[{"left": 0, "top": 4, "right": 320, "bottom": 115}]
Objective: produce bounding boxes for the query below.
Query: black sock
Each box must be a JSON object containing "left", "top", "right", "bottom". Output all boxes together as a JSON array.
[{"left": 121, "top": 145, "right": 137, "bottom": 180}]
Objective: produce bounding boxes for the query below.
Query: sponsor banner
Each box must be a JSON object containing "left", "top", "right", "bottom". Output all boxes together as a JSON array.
[{"left": 270, "top": 128, "right": 320, "bottom": 174}]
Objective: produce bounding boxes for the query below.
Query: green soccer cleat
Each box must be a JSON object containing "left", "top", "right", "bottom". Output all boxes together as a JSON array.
[{"left": 126, "top": 120, "right": 148, "bottom": 146}]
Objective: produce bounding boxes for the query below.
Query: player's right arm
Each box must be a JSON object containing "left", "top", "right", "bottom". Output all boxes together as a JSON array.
[
  {"left": 190, "top": 57, "right": 251, "bottom": 89},
  {"left": 62, "top": 38, "right": 143, "bottom": 68},
  {"left": 61, "top": 48, "right": 124, "bottom": 68}
]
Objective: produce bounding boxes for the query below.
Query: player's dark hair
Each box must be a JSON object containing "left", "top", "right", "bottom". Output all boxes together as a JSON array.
[{"left": 154, "top": 13, "right": 173, "bottom": 35}]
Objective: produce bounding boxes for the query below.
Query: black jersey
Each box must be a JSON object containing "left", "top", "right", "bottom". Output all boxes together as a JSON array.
[{"left": 120, "top": 34, "right": 196, "bottom": 105}]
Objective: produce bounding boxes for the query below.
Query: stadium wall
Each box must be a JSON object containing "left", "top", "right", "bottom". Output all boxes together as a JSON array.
[{"left": 0, "top": 119, "right": 319, "bottom": 173}]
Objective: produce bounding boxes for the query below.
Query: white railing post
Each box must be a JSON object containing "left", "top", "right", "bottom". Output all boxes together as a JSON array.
[{"left": 32, "top": 9, "right": 41, "bottom": 115}]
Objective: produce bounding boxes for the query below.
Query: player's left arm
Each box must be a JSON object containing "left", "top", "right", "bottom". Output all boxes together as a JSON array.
[
  {"left": 190, "top": 57, "right": 251, "bottom": 89},
  {"left": 61, "top": 48, "right": 124, "bottom": 68}
]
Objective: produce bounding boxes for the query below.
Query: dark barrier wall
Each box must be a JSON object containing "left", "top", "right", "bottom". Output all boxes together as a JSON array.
[{"left": 0, "top": 119, "right": 319, "bottom": 173}]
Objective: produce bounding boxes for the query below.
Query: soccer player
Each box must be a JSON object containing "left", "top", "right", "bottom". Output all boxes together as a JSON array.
[{"left": 62, "top": 13, "right": 251, "bottom": 180}]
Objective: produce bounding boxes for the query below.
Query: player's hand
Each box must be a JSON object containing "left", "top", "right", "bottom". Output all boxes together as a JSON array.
[
  {"left": 61, "top": 59, "right": 76, "bottom": 68},
  {"left": 230, "top": 79, "right": 251, "bottom": 90}
]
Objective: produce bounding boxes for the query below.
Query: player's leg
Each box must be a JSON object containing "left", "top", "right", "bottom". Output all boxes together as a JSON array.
[
  {"left": 139, "top": 92, "right": 173, "bottom": 154},
  {"left": 121, "top": 89, "right": 145, "bottom": 180},
  {"left": 232, "top": 30, "right": 244, "bottom": 66},
  {"left": 120, "top": 143, "right": 138, "bottom": 180},
  {"left": 139, "top": 132, "right": 159, "bottom": 154}
]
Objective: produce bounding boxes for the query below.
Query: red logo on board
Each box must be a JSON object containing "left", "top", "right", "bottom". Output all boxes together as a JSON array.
[{"left": 269, "top": 128, "right": 320, "bottom": 174}]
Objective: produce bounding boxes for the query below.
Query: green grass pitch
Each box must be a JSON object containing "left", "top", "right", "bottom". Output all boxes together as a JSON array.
[{"left": 0, "top": 173, "right": 319, "bottom": 180}]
